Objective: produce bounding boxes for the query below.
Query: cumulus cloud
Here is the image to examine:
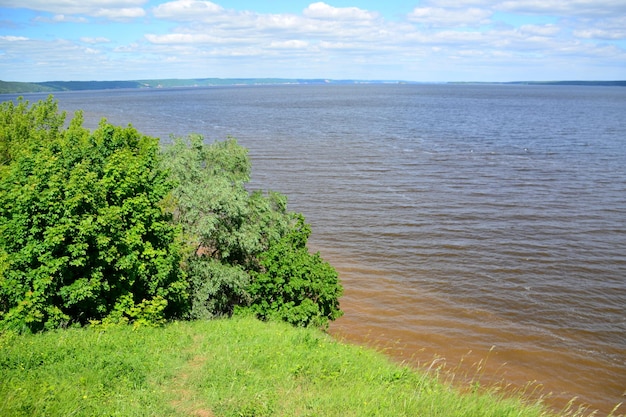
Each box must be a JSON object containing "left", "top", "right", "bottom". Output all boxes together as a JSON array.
[
  {"left": 574, "top": 28, "right": 626, "bottom": 40},
  {"left": 145, "top": 33, "right": 218, "bottom": 44},
  {"left": 269, "top": 40, "right": 309, "bottom": 49},
  {"left": 518, "top": 24, "right": 560, "bottom": 36},
  {"left": 145, "top": 1, "right": 387, "bottom": 50},
  {"left": 0, "top": 37, "right": 118, "bottom": 81},
  {"left": 0, "top": 0, "right": 147, "bottom": 20},
  {"left": 93, "top": 7, "right": 145, "bottom": 20},
  {"left": 152, "top": 0, "right": 224, "bottom": 20},
  {"left": 496, "top": 0, "right": 626, "bottom": 17},
  {"left": 303, "top": 2, "right": 379, "bottom": 21},
  {"left": 0, "top": 35, "right": 28, "bottom": 41},
  {"left": 136, "top": 0, "right": 626, "bottom": 81},
  {"left": 572, "top": 15, "right": 626, "bottom": 40},
  {"left": 80, "top": 37, "right": 111, "bottom": 44},
  {"left": 252, "top": 13, "right": 307, "bottom": 32},
  {"left": 2, "top": 0, "right": 625, "bottom": 82},
  {"left": 408, "top": 7, "right": 492, "bottom": 27},
  {"left": 420, "top": 0, "right": 626, "bottom": 17},
  {"left": 34, "top": 14, "right": 89, "bottom": 23},
  {"left": 113, "top": 42, "right": 140, "bottom": 52}
]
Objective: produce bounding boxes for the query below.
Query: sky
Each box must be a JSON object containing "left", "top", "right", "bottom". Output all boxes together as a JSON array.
[{"left": 1, "top": 0, "right": 625, "bottom": 82}]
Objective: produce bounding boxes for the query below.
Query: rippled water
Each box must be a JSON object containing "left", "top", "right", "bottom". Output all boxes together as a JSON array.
[{"left": 10, "top": 84, "right": 626, "bottom": 414}]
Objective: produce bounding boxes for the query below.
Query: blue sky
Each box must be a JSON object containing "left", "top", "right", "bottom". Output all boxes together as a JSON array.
[{"left": 1, "top": 0, "right": 625, "bottom": 82}]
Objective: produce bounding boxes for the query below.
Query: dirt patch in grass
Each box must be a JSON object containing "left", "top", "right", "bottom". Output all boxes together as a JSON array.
[{"left": 169, "top": 336, "right": 215, "bottom": 417}]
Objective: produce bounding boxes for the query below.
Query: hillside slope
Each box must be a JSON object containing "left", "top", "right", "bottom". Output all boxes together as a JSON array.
[{"left": 0, "top": 317, "right": 562, "bottom": 417}]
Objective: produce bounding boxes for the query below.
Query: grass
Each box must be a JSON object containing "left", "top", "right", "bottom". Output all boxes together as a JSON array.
[{"left": 0, "top": 317, "right": 613, "bottom": 417}]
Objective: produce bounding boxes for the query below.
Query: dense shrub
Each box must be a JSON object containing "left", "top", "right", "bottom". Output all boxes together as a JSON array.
[
  {"left": 162, "top": 135, "right": 342, "bottom": 326},
  {"left": 0, "top": 97, "right": 342, "bottom": 332},
  {"left": 0, "top": 97, "right": 186, "bottom": 332},
  {"left": 247, "top": 214, "right": 343, "bottom": 327}
]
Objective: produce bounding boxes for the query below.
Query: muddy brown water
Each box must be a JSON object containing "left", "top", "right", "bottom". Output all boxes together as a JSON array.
[{"left": 9, "top": 83, "right": 625, "bottom": 415}]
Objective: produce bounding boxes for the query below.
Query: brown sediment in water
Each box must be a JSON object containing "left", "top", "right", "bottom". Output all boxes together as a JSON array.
[{"left": 323, "top": 253, "right": 625, "bottom": 417}]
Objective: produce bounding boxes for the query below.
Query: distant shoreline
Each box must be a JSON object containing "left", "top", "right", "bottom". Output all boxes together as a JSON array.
[{"left": 1, "top": 78, "right": 625, "bottom": 94}]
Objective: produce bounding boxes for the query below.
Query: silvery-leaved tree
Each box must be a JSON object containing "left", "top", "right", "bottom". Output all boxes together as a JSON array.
[{"left": 162, "top": 135, "right": 342, "bottom": 327}]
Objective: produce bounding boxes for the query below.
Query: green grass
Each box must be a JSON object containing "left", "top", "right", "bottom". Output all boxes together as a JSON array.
[{"left": 0, "top": 317, "right": 599, "bottom": 416}]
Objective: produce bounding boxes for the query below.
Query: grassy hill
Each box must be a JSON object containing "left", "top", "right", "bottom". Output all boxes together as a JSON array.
[
  {"left": 0, "top": 80, "right": 146, "bottom": 93},
  {"left": 0, "top": 80, "right": 57, "bottom": 94},
  {"left": 0, "top": 317, "right": 582, "bottom": 417}
]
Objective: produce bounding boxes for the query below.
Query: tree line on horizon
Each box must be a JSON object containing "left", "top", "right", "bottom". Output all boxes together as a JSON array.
[
  {"left": 2, "top": 79, "right": 625, "bottom": 95},
  {"left": 0, "top": 95, "right": 343, "bottom": 332},
  {"left": 0, "top": 78, "right": 405, "bottom": 94}
]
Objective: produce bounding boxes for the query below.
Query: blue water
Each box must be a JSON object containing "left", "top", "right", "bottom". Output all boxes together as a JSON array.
[{"left": 7, "top": 84, "right": 626, "bottom": 414}]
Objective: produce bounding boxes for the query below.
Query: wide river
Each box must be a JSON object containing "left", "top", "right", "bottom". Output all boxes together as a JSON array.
[{"left": 7, "top": 84, "right": 626, "bottom": 415}]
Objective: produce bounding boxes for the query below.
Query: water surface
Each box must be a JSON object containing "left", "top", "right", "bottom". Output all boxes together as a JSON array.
[{"left": 9, "top": 84, "right": 626, "bottom": 414}]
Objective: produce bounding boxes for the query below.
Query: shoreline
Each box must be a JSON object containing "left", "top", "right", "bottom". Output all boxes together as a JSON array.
[{"left": 321, "top": 249, "right": 624, "bottom": 417}]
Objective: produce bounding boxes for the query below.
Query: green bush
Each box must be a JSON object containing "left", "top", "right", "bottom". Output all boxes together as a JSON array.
[
  {"left": 162, "top": 135, "right": 343, "bottom": 326},
  {"left": 0, "top": 97, "right": 342, "bottom": 332},
  {"left": 246, "top": 214, "right": 343, "bottom": 327},
  {"left": 186, "top": 257, "right": 251, "bottom": 319},
  {"left": 0, "top": 97, "right": 186, "bottom": 332}
]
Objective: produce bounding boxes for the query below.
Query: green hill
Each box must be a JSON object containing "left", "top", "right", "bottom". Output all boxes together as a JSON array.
[
  {"left": 0, "top": 80, "right": 144, "bottom": 94},
  {"left": 38, "top": 80, "right": 144, "bottom": 91},
  {"left": 1, "top": 78, "right": 404, "bottom": 94},
  {"left": 0, "top": 80, "right": 57, "bottom": 94}
]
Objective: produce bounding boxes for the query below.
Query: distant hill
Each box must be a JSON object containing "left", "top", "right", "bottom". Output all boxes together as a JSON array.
[
  {"left": 0, "top": 80, "right": 146, "bottom": 94},
  {"left": 38, "top": 80, "right": 144, "bottom": 91},
  {"left": 506, "top": 80, "right": 626, "bottom": 87},
  {"left": 1, "top": 78, "right": 625, "bottom": 94},
  {"left": 0, "top": 78, "right": 411, "bottom": 94},
  {"left": 450, "top": 80, "right": 626, "bottom": 87},
  {"left": 0, "top": 80, "right": 57, "bottom": 94}
]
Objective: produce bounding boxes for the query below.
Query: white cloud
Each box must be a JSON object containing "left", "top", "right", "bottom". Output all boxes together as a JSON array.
[
  {"left": 113, "top": 42, "right": 140, "bottom": 52},
  {"left": 152, "top": 0, "right": 224, "bottom": 20},
  {"left": 145, "top": 2, "right": 387, "bottom": 50},
  {"left": 574, "top": 28, "right": 626, "bottom": 40},
  {"left": 408, "top": 7, "right": 492, "bottom": 27},
  {"left": 0, "top": 35, "right": 28, "bottom": 41},
  {"left": 269, "top": 40, "right": 309, "bottom": 49},
  {"left": 80, "top": 37, "right": 111, "bottom": 44},
  {"left": 252, "top": 13, "right": 307, "bottom": 32},
  {"left": 93, "top": 7, "right": 145, "bottom": 20},
  {"left": 420, "top": 0, "right": 626, "bottom": 17},
  {"left": 496, "top": 0, "right": 626, "bottom": 17},
  {"left": 0, "top": 0, "right": 147, "bottom": 20},
  {"left": 136, "top": 0, "right": 626, "bottom": 81},
  {"left": 303, "top": 2, "right": 379, "bottom": 21},
  {"left": 0, "top": 37, "right": 117, "bottom": 81},
  {"left": 518, "top": 24, "right": 560, "bottom": 36},
  {"left": 572, "top": 15, "right": 626, "bottom": 40},
  {"left": 145, "top": 33, "right": 217, "bottom": 44},
  {"left": 33, "top": 14, "right": 89, "bottom": 23},
  {"left": 2, "top": 0, "right": 625, "bottom": 82}
]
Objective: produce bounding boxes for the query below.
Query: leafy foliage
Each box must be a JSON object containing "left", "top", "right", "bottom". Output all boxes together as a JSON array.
[
  {"left": 247, "top": 214, "right": 343, "bottom": 328},
  {"left": 0, "top": 96, "right": 342, "bottom": 332},
  {"left": 0, "top": 97, "right": 186, "bottom": 332},
  {"left": 161, "top": 135, "right": 282, "bottom": 267},
  {"left": 161, "top": 135, "right": 276, "bottom": 319},
  {"left": 162, "top": 135, "right": 342, "bottom": 326},
  {"left": 186, "top": 257, "right": 250, "bottom": 320}
]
